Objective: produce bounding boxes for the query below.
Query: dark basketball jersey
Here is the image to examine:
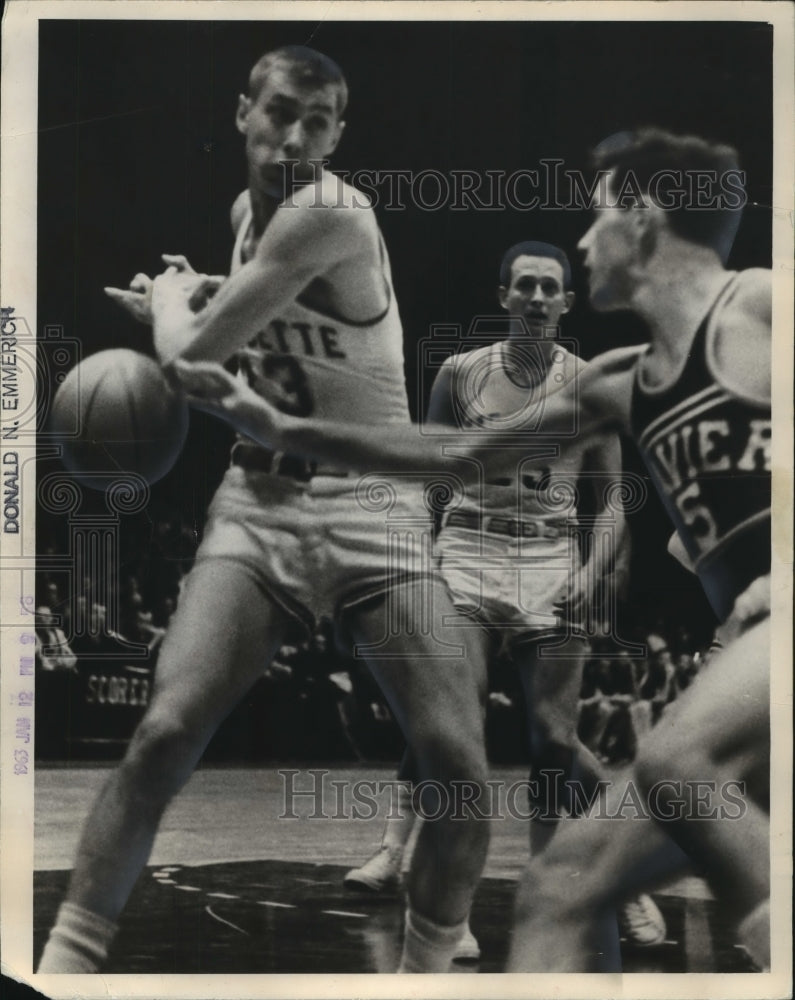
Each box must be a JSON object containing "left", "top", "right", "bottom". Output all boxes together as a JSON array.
[{"left": 630, "top": 275, "right": 771, "bottom": 622}]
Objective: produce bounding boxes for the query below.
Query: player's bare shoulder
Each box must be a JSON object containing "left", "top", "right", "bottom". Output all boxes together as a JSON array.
[
  {"left": 288, "top": 170, "right": 379, "bottom": 249},
  {"left": 707, "top": 268, "right": 771, "bottom": 406},
  {"left": 280, "top": 170, "right": 389, "bottom": 317},
  {"left": 574, "top": 345, "right": 646, "bottom": 432},
  {"left": 230, "top": 189, "right": 251, "bottom": 234}
]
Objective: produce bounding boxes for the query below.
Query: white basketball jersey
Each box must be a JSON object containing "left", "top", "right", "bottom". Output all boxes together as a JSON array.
[
  {"left": 231, "top": 205, "right": 411, "bottom": 430},
  {"left": 448, "top": 342, "right": 582, "bottom": 522}
]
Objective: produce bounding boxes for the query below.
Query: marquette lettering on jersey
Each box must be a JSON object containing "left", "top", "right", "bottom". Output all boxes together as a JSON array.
[{"left": 232, "top": 202, "right": 410, "bottom": 426}]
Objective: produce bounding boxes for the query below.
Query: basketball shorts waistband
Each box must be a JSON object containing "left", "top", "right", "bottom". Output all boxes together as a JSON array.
[
  {"left": 230, "top": 442, "right": 349, "bottom": 481},
  {"left": 444, "top": 509, "right": 567, "bottom": 540}
]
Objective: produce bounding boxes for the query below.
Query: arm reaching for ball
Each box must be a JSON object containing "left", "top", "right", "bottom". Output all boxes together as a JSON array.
[
  {"left": 172, "top": 360, "right": 286, "bottom": 445},
  {"left": 173, "top": 347, "right": 637, "bottom": 477},
  {"left": 173, "top": 358, "right": 467, "bottom": 471}
]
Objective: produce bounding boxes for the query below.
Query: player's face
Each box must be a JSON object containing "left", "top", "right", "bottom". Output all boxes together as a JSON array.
[
  {"left": 577, "top": 172, "right": 639, "bottom": 311},
  {"left": 236, "top": 68, "right": 344, "bottom": 190},
  {"left": 498, "top": 256, "right": 573, "bottom": 334}
]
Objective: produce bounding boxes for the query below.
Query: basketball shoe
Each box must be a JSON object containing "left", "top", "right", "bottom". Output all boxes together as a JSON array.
[{"left": 344, "top": 845, "right": 403, "bottom": 893}]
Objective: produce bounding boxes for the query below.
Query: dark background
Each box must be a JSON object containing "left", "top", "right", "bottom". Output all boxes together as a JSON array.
[{"left": 37, "top": 18, "right": 773, "bottom": 641}]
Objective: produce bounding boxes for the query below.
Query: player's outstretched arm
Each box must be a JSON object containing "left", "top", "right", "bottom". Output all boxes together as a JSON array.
[
  {"left": 285, "top": 348, "right": 640, "bottom": 473},
  {"left": 173, "top": 358, "right": 454, "bottom": 471},
  {"left": 175, "top": 346, "right": 639, "bottom": 475},
  {"left": 241, "top": 368, "right": 624, "bottom": 475}
]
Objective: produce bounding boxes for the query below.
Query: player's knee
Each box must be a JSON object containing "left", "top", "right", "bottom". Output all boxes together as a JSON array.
[
  {"left": 121, "top": 711, "right": 205, "bottom": 803},
  {"left": 414, "top": 728, "right": 489, "bottom": 787}
]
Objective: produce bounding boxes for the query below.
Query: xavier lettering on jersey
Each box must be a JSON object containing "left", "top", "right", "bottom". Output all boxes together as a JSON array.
[{"left": 639, "top": 387, "right": 771, "bottom": 558}]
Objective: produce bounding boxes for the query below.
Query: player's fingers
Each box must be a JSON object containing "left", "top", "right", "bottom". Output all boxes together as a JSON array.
[
  {"left": 161, "top": 254, "right": 196, "bottom": 274},
  {"left": 104, "top": 287, "right": 143, "bottom": 309},
  {"left": 129, "top": 273, "right": 153, "bottom": 293},
  {"left": 151, "top": 268, "right": 183, "bottom": 305},
  {"left": 153, "top": 266, "right": 180, "bottom": 282}
]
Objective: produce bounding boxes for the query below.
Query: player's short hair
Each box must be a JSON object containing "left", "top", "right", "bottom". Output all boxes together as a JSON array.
[
  {"left": 592, "top": 128, "right": 743, "bottom": 260},
  {"left": 499, "top": 241, "right": 572, "bottom": 290},
  {"left": 248, "top": 45, "right": 348, "bottom": 117}
]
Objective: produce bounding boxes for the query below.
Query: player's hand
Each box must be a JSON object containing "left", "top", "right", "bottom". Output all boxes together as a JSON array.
[
  {"left": 161, "top": 253, "right": 197, "bottom": 274},
  {"left": 187, "top": 274, "right": 226, "bottom": 313},
  {"left": 152, "top": 266, "right": 226, "bottom": 314},
  {"left": 160, "top": 255, "right": 226, "bottom": 310},
  {"left": 170, "top": 357, "right": 240, "bottom": 406},
  {"left": 104, "top": 272, "right": 155, "bottom": 325},
  {"left": 170, "top": 358, "right": 286, "bottom": 444}
]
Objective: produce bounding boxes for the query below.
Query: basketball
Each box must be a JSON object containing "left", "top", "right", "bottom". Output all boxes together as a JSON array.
[{"left": 51, "top": 348, "right": 189, "bottom": 489}]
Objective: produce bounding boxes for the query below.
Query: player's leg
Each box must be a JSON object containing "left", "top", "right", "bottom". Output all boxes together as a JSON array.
[
  {"left": 509, "top": 619, "right": 770, "bottom": 971},
  {"left": 508, "top": 763, "right": 688, "bottom": 971},
  {"left": 633, "top": 618, "right": 770, "bottom": 939},
  {"left": 346, "top": 580, "right": 491, "bottom": 971},
  {"left": 516, "top": 633, "right": 667, "bottom": 948},
  {"left": 514, "top": 633, "right": 599, "bottom": 853},
  {"left": 513, "top": 633, "right": 624, "bottom": 967},
  {"left": 38, "top": 558, "right": 294, "bottom": 972}
]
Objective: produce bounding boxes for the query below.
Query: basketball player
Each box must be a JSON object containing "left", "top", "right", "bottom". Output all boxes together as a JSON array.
[
  {"left": 339, "top": 241, "right": 665, "bottom": 951},
  {"left": 38, "top": 46, "right": 491, "bottom": 975},
  {"left": 174, "top": 129, "right": 773, "bottom": 971},
  {"left": 504, "top": 128, "right": 773, "bottom": 972}
]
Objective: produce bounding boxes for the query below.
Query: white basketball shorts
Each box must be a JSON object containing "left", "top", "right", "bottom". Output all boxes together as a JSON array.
[{"left": 193, "top": 464, "right": 437, "bottom": 632}]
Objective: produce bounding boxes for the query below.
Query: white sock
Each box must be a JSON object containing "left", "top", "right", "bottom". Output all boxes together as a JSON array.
[
  {"left": 37, "top": 901, "right": 118, "bottom": 973},
  {"left": 397, "top": 906, "right": 468, "bottom": 973}
]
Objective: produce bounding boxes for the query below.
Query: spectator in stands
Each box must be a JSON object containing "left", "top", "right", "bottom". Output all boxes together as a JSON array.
[{"left": 35, "top": 606, "right": 78, "bottom": 673}]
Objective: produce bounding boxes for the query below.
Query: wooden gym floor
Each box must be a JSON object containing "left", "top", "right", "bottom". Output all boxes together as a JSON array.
[{"left": 33, "top": 763, "right": 757, "bottom": 975}]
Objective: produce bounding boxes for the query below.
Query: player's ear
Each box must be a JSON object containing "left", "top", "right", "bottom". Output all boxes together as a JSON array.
[
  {"left": 632, "top": 200, "right": 664, "bottom": 237},
  {"left": 636, "top": 202, "right": 662, "bottom": 261},
  {"left": 236, "top": 94, "right": 251, "bottom": 134},
  {"left": 562, "top": 290, "right": 575, "bottom": 314},
  {"left": 497, "top": 285, "right": 509, "bottom": 311},
  {"left": 325, "top": 119, "right": 346, "bottom": 157}
]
